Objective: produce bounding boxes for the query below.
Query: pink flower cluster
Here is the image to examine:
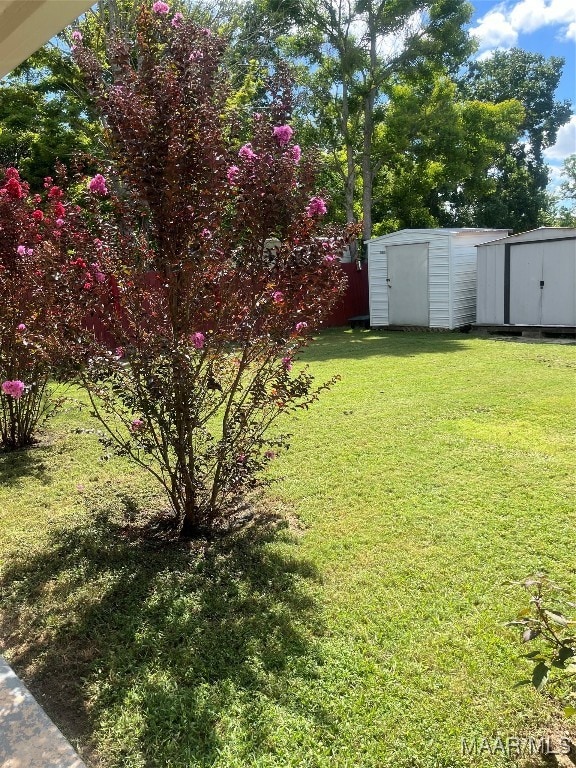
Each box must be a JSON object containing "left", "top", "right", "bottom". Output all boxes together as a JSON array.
[
  {"left": 191, "top": 332, "right": 205, "bottom": 349},
  {"left": 90, "top": 262, "right": 106, "bottom": 283},
  {"left": 152, "top": 1, "right": 170, "bottom": 13},
  {"left": 71, "top": 30, "right": 82, "bottom": 42},
  {"left": 130, "top": 418, "right": 145, "bottom": 432},
  {"left": 1, "top": 380, "right": 26, "bottom": 399},
  {"left": 272, "top": 291, "right": 284, "bottom": 304},
  {"left": 295, "top": 321, "right": 308, "bottom": 333},
  {"left": 5, "top": 169, "right": 23, "bottom": 199},
  {"left": 290, "top": 145, "right": 302, "bottom": 163},
  {"left": 273, "top": 125, "right": 293, "bottom": 146},
  {"left": 305, "top": 197, "right": 327, "bottom": 217},
  {"left": 88, "top": 174, "right": 108, "bottom": 195},
  {"left": 227, "top": 165, "right": 239, "bottom": 185},
  {"left": 239, "top": 144, "right": 257, "bottom": 161},
  {"left": 171, "top": 12, "right": 183, "bottom": 27},
  {"left": 282, "top": 356, "right": 292, "bottom": 371}
]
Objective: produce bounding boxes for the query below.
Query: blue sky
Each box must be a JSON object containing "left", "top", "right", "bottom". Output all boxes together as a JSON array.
[{"left": 467, "top": 0, "right": 575, "bottom": 189}]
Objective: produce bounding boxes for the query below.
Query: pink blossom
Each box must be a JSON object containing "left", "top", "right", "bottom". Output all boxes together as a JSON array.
[
  {"left": 272, "top": 291, "right": 284, "bottom": 304},
  {"left": 88, "top": 174, "right": 108, "bottom": 195},
  {"left": 91, "top": 263, "right": 106, "bottom": 283},
  {"left": 237, "top": 454, "right": 246, "bottom": 463},
  {"left": 5, "top": 178, "right": 23, "bottom": 199},
  {"left": 17, "top": 324, "right": 26, "bottom": 331},
  {"left": 26, "top": 248, "right": 34, "bottom": 256},
  {"left": 282, "top": 356, "right": 292, "bottom": 371},
  {"left": 201, "top": 27, "right": 212, "bottom": 35},
  {"left": 305, "top": 196, "right": 327, "bottom": 217},
  {"left": 32, "top": 209, "right": 44, "bottom": 221},
  {"left": 290, "top": 145, "right": 302, "bottom": 163},
  {"left": 201, "top": 228, "right": 212, "bottom": 240},
  {"left": 191, "top": 331, "right": 205, "bottom": 349},
  {"left": 115, "top": 347, "right": 124, "bottom": 358},
  {"left": 71, "top": 30, "right": 82, "bottom": 42},
  {"left": 323, "top": 254, "right": 336, "bottom": 264},
  {"left": 227, "top": 165, "right": 240, "bottom": 184},
  {"left": 48, "top": 185, "right": 63, "bottom": 199},
  {"left": 1, "top": 380, "right": 26, "bottom": 399},
  {"left": 295, "top": 321, "right": 308, "bottom": 333},
  {"left": 16, "top": 245, "right": 26, "bottom": 256},
  {"left": 273, "top": 125, "right": 294, "bottom": 146},
  {"left": 130, "top": 418, "right": 145, "bottom": 432},
  {"left": 152, "top": 1, "right": 170, "bottom": 13},
  {"left": 239, "top": 143, "right": 257, "bottom": 161},
  {"left": 171, "top": 11, "right": 184, "bottom": 26},
  {"left": 56, "top": 218, "right": 65, "bottom": 228},
  {"left": 189, "top": 50, "right": 203, "bottom": 62},
  {"left": 54, "top": 201, "right": 65, "bottom": 217},
  {"left": 5, "top": 167, "right": 19, "bottom": 180}
]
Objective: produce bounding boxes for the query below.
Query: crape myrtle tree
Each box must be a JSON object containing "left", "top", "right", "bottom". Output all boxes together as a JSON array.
[
  {"left": 72, "top": 3, "right": 357, "bottom": 537},
  {"left": 0, "top": 167, "right": 98, "bottom": 449}
]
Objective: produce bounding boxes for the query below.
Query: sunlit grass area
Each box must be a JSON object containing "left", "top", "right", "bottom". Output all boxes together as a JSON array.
[{"left": 1, "top": 329, "right": 575, "bottom": 767}]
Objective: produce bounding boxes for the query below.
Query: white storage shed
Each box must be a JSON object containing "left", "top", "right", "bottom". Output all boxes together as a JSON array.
[
  {"left": 367, "top": 228, "right": 510, "bottom": 329},
  {"left": 476, "top": 228, "right": 576, "bottom": 328}
]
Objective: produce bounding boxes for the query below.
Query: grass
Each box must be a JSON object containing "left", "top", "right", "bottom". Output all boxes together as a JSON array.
[{"left": 1, "top": 329, "right": 575, "bottom": 767}]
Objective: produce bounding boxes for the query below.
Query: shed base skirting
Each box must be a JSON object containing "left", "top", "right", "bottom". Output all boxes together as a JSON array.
[
  {"left": 370, "top": 325, "right": 465, "bottom": 332},
  {"left": 474, "top": 324, "right": 576, "bottom": 339}
]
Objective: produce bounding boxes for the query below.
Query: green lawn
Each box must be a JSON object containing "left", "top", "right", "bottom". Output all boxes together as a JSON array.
[{"left": 1, "top": 330, "right": 575, "bottom": 767}]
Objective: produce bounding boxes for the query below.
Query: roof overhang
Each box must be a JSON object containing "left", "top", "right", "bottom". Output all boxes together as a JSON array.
[{"left": 0, "top": 0, "right": 94, "bottom": 79}]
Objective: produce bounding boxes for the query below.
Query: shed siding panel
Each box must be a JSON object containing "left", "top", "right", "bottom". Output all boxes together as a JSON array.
[
  {"left": 368, "top": 243, "right": 388, "bottom": 326},
  {"left": 451, "top": 231, "right": 509, "bottom": 328},
  {"left": 428, "top": 236, "right": 450, "bottom": 328},
  {"left": 476, "top": 243, "right": 505, "bottom": 324}
]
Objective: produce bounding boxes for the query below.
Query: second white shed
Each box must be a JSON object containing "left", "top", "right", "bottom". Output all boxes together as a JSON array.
[
  {"left": 476, "top": 227, "right": 576, "bottom": 328},
  {"left": 367, "top": 228, "right": 510, "bottom": 329}
]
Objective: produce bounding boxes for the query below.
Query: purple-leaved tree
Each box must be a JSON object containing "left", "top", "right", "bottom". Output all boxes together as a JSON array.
[{"left": 72, "top": 4, "right": 358, "bottom": 536}]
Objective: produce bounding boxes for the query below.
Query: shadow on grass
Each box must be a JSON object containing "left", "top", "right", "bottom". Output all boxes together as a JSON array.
[
  {"left": 302, "top": 328, "right": 470, "bottom": 362},
  {"left": 0, "top": 443, "right": 52, "bottom": 486},
  {"left": 0, "top": 505, "right": 328, "bottom": 766}
]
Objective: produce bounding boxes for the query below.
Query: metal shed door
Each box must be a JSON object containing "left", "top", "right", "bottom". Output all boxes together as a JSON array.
[
  {"left": 509, "top": 244, "right": 543, "bottom": 324},
  {"left": 541, "top": 241, "right": 576, "bottom": 325},
  {"left": 387, "top": 243, "right": 429, "bottom": 326}
]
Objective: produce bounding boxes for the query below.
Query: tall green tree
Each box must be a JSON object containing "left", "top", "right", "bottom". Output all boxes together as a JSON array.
[
  {"left": 0, "top": 46, "right": 99, "bottom": 189},
  {"left": 458, "top": 48, "right": 572, "bottom": 231},
  {"left": 370, "top": 73, "right": 524, "bottom": 231},
  {"left": 274, "top": 0, "right": 474, "bottom": 241}
]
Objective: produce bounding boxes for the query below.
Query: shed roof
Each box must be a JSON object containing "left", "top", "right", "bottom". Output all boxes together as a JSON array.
[
  {"left": 366, "top": 228, "right": 510, "bottom": 245},
  {"left": 477, "top": 227, "right": 576, "bottom": 247},
  {"left": 0, "top": 0, "right": 93, "bottom": 79}
]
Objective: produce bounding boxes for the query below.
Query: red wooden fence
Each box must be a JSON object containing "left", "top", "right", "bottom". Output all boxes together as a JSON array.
[
  {"left": 323, "top": 261, "right": 369, "bottom": 327},
  {"left": 88, "top": 261, "right": 369, "bottom": 344}
]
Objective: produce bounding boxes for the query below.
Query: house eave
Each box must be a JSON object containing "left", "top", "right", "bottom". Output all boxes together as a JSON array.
[{"left": 0, "top": 0, "right": 94, "bottom": 79}]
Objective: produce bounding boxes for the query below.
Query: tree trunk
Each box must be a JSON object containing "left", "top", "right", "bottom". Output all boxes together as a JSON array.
[
  {"left": 361, "top": 3, "right": 378, "bottom": 245},
  {"left": 341, "top": 80, "right": 356, "bottom": 225}
]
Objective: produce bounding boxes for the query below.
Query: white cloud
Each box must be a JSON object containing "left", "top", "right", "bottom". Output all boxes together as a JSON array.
[
  {"left": 471, "top": 0, "right": 576, "bottom": 51},
  {"left": 544, "top": 115, "right": 576, "bottom": 162},
  {"left": 470, "top": 11, "right": 518, "bottom": 49}
]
